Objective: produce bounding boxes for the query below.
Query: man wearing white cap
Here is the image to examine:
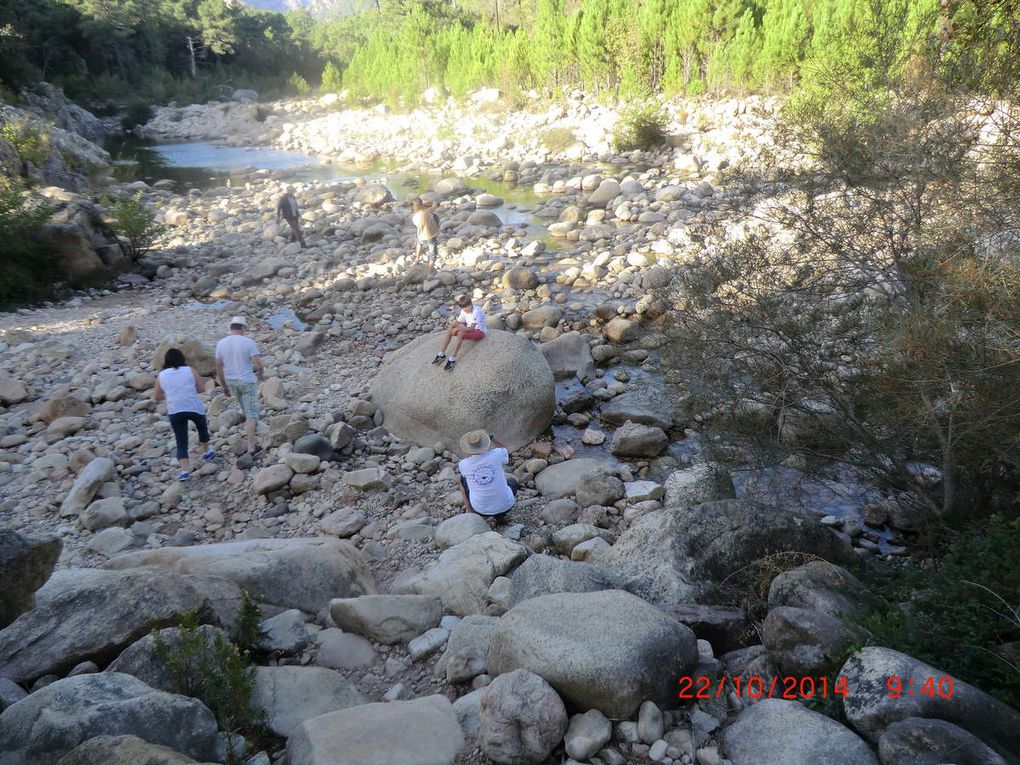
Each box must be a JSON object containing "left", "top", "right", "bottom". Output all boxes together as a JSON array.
[
  {"left": 458, "top": 430, "right": 519, "bottom": 520},
  {"left": 215, "top": 316, "right": 264, "bottom": 454}
]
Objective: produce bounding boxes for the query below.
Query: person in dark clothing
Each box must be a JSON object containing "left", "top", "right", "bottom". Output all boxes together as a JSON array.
[{"left": 276, "top": 188, "right": 306, "bottom": 248}]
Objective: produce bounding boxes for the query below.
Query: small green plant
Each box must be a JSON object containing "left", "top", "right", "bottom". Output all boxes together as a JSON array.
[
  {"left": 288, "top": 72, "right": 311, "bottom": 95},
  {"left": 613, "top": 102, "right": 669, "bottom": 152},
  {"left": 0, "top": 118, "right": 51, "bottom": 167},
  {"left": 153, "top": 607, "right": 265, "bottom": 754},
  {"left": 235, "top": 589, "right": 263, "bottom": 655},
  {"left": 321, "top": 61, "right": 343, "bottom": 93},
  {"left": 103, "top": 193, "right": 164, "bottom": 262},
  {"left": 121, "top": 101, "right": 154, "bottom": 132},
  {"left": 540, "top": 126, "right": 577, "bottom": 153}
]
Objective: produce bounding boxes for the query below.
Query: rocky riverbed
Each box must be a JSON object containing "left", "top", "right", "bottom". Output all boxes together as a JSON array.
[{"left": 1, "top": 92, "right": 1017, "bottom": 765}]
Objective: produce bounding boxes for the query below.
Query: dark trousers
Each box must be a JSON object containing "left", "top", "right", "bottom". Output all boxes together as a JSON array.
[
  {"left": 460, "top": 475, "right": 520, "bottom": 518},
  {"left": 283, "top": 214, "right": 306, "bottom": 247},
  {"left": 169, "top": 411, "right": 209, "bottom": 459}
]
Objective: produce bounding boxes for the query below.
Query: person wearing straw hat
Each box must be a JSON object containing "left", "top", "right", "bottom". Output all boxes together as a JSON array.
[
  {"left": 458, "top": 429, "right": 519, "bottom": 519},
  {"left": 215, "top": 316, "right": 264, "bottom": 455}
]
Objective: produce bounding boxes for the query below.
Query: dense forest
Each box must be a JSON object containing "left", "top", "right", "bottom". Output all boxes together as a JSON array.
[{"left": 1, "top": 0, "right": 1017, "bottom": 107}]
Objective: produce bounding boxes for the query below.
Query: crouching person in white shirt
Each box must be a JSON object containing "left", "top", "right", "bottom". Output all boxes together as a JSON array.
[{"left": 457, "top": 430, "right": 519, "bottom": 521}]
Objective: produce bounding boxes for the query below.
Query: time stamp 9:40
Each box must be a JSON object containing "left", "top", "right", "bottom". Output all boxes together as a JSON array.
[{"left": 678, "top": 675, "right": 955, "bottom": 701}]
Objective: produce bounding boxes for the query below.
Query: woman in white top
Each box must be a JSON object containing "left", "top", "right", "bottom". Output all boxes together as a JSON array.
[
  {"left": 153, "top": 348, "right": 215, "bottom": 481},
  {"left": 431, "top": 294, "right": 487, "bottom": 372}
]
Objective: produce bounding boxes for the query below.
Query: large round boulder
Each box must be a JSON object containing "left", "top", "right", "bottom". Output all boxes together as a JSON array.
[
  {"left": 370, "top": 330, "right": 555, "bottom": 452},
  {"left": 488, "top": 589, "right": 698, "bottom": 718}
]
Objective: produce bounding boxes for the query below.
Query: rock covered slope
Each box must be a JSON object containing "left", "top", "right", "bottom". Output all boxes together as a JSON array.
[{"left": 1, "top": 93, "right": 1018, "bottom": 765}]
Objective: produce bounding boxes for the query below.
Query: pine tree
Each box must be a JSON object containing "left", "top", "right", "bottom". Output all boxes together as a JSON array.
[
  {"left": 757, "top": 0, "right": 809, "bottom": 88},
  {"left": 321, "top": 60, "right": 343, "bottom": 91}
]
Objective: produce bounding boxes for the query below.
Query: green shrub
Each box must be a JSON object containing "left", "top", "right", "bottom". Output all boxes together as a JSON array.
[
  {"left": 321, "top": 61, "right": 343, "bottom": 93},
  {"left": 288, "top": 72, "right": 311, "bottom": 95},
  {"left": 540, "top": 126, "right": 577, "bottom": 153},
  {"left": 0, "top": 118, "right": 50, "bottom": 167},
  {"left": 102, "top": 193, "right": 164, "bottom": 262},
  {"left": 121, "top": 101, "right": 154, "bottom": 132},
  {"left": 153, "top": 597, "right": 265, "bottom": 745},
  {"left": 612, "top": 102, "right": 669, "bottom": 151},
  {"left": 853, "top": 515, "right": 1020, "bottom": 707},
  {"left": 0, "top": 181, "right": 58, "bottom": 309}
]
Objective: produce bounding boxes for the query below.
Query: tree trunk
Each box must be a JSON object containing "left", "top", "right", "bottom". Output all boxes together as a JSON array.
[{"left": 186, "top": 36, "right": 196, "bottom": 78}]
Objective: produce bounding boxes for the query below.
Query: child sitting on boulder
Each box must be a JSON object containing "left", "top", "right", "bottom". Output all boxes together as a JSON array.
[
  {"left": 432, "top": 294, "right": 487, "bottom": 372},
  {"left": 458, "top": 430, "right": 519, "bottom": 520}
]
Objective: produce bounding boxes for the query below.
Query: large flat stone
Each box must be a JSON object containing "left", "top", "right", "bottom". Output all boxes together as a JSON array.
[
  {"left": 102, "top": 537, "right": 375, "bottom": 614},
  {"left": 286, "top": 695, "right": 464, "bottom": 765},
  {"left": 488, "top": 589, "right": 698, "bottom": 717}
]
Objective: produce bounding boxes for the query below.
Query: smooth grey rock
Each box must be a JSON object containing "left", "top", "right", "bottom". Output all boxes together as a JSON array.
[
  {"left": 252, "top": 665, "right": 366, "bottom": 738},
  {"left": 60, "top": 457, "right": 114, "bottom": 517},
  {"left": 488, "top": 590, "right": 698, "bottom": 717},
  {"left": 762, "top": 606, "right": 865, "bottom": 675},
  {"left": 341, "top": 467, "right": 392, "bottom": 491},
  {"left": 840, "top": 647, "right": 1020, "bottom": 761},
  {"left": 252, "top": 464, "right": 293, "bottom": 494},
  {"left": 314, "top": 628, "right": 378, "bottom": 670},
  {"left": 0, "top": 570, "right": 239, "bottom": 684},
  {"left": 391, "top": 532, "right": 528, "bottom": 616},
  {"left": 0, "top": 672, "right": 220, "bottom": 765},
  {"left": 103, "top": 537, "right": 375, "bottom": 614},
  {"left": 479, "top": 669, "right": 568, "bottom": 765},
  {"left": 371, "top": 330, "right": 554, "bottom": 453},
  {"left": 257, "top": 609, "right": 309, "bottom": 654},
  {"left": 445, "top": 615, "right": 499, "bottom": 683},
  {"left": 610, "top": 421, "right": 668, "bottom": 457},
  {"left": 56, "top": 734, "right": 206, "bottom": 764},
  {"left": 286, "top": 695, "right": 464, "bottom": 765},
  {"left": 565, "top": 709, "right": 612, "bottom": 760},
  {"left": 534, "top": 459, "right": 613, "bottom": 499},
  {"left": 408, "top": 627, "right": 449, "bottom": 660},
  {"left": 0, "top": 530, "right": 60, "bottom": 628},
  {"left": 878, "top": 717, "right": 1008, "bottom": 765},
  {"left": 637, "top": 700, "right": 664, "bottom": 745},
  {"left": 320, "top": 508, "right": 367, "bottom": 537},
  {"left": 80, "top": 498, "right": 128, "bottom": 531},
  {"left": 768, "top": 560, "right": 879, "bottom": 620},
  {"left": 601, "top": 500, "right": 849, "bottom": 607},
  {"left": 574, "top": 472, "right": 625, "bottom": 507},
  {"left": 600, "top": 391, "right": 673, "bottom": 429},
  {"left": 540, "top": 332, "right": 594, "bottom": 380},
  {"left": 551, "top": 524, "right": 613, "bottom": 556},
  {"left": 329, "top": 594, "right": 442, "bottom": 644},
  {"left": 453, "top": 687, "right": 485, "bottom": 735},
  {"left": 720, "top": 698, "right": 877, "bottom": 765},
  {"left": 435, "top": 513, "right": 491, "bottom": 549},
  {"left": 508, "top": 554, "right": 625, "bottom": 608}
]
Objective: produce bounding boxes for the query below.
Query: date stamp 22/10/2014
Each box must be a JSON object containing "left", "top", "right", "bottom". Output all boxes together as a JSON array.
[{"left": 678, "top": 675, "right": 956, "bottom": 701}]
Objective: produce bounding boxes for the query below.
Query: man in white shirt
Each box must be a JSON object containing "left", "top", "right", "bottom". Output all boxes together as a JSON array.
[
  {"left": 215, "top": 316, "right": 264, "bottom": 454},
  {"left": 432, "top": 294, "right": 487, "bottom": 372},
  {"left": 458, "top": 430, "right": 519, "bottom": 519}
]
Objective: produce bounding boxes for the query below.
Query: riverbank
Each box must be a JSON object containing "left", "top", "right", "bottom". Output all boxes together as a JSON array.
[{"left": 3, "top": 90, "right": 1013, "bottom": 765}]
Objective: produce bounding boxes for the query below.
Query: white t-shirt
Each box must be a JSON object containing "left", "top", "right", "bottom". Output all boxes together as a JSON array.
[
  {"left": 158, "top": 366, "right": 204, "bottom": 416},
  {"left": 215, "top": 334, "right": 260, "bottom": 383},
  {"left": 459, "top": 447, "right": 514, "bottom": 515},
  {"left": 458, "top": 306, "right": 487, "bottom": 334}
]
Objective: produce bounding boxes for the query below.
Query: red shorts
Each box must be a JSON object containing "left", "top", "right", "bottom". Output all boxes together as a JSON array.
[{"left": 460, "top": 328, "right": 485, "bottom": 340}]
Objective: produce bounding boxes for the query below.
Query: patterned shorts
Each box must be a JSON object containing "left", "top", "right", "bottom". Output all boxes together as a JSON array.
[{"left": 227, "top": 380, "right": 260, "bottom": 419}]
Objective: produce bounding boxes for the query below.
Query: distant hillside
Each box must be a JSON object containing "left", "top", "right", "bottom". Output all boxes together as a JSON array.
[{"left": 237, "top": 0, "right": 370, "bottom": 17}]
